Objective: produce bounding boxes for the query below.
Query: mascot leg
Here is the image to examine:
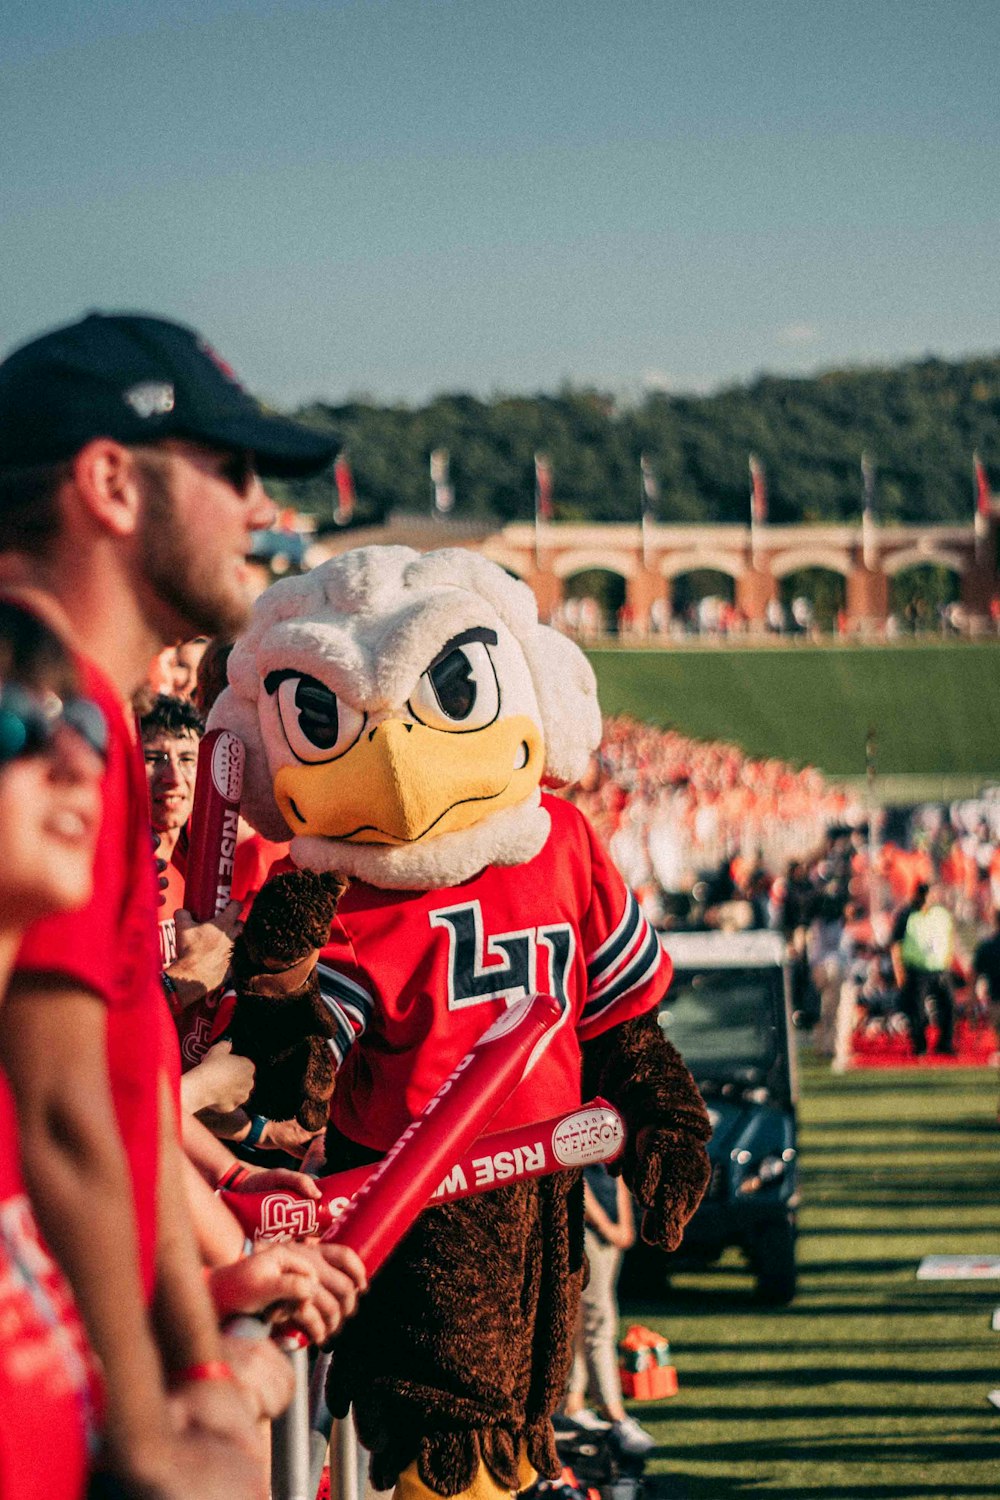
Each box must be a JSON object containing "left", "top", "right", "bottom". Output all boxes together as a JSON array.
[
  {"left": 327, "top": 1173, "right": 585, "bottom": 1498},
  {"left": 394, "top": 1448, "right": 536, "bottom": 1500}
]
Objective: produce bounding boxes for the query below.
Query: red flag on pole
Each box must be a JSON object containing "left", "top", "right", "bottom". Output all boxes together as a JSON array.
[
  {"left": 974, "top": 452, "right": 992, "bottom": 518},
  {"left": 749, "top": 454, "right": 767, "bottom": 526},
  {"left": 334, "top": 452, "right": 356, "bottom": 526},
  {"left": 974, "top": 452, "right": 991, "bottom": 561},
  {"left": 535, "top": 453, "right": 554, "bottom": 523}
]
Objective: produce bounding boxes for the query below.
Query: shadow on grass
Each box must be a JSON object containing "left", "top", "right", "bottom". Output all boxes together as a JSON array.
[
  {"left": 801, "top": 1222, "right": 996, "bottom": 1237},
  {"left": 679, "top": 1363, "right": 998, "bottom": 1387},
  {"left": 654, "top": 1483, "right": 1000, "bottom": 1500},
  {"left": 621, "top": 1287, "right": 996, "bottom": 1318},
  {"left": 657, "top": 1400, "right": 993, "bottom": 1420},
  {"left": 677, "top": 1338, "right": 992, "bottom": 1355},
  {"left": 802, "top": 1116, "right": 996, "bottom": 1134}
]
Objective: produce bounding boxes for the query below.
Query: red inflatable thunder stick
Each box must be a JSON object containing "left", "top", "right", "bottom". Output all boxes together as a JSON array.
[
  {"left": 184, "top": 728, "right": 245, "bottom": 921},
  {"left": 175, "top": 728, "right": 245, "bottom": 1066},
  {"left": 322, "top": 993, "right": 565, "bottom": 1276},
  {"left": 221, "top": 1097, "right": 625, "bottom": 1244}
]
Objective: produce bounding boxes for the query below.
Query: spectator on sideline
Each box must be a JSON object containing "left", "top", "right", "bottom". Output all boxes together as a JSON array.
[
  {"left": 0, "top": 601, "right": 106, "bottom": 1500},
  {"left": 0, "top": 310, "right": 342, "bottom": 1497},
  {"left": 137, "top": 693, "right": 310, "bottom": 1159},
  {"left": 141, "top": 692, "right": 204, "bottom": 966},
  {"left": 890, "top": 882, "right": 956, "bottom": 1056},
  {"left": 563, "top": 1164, "right": 654, "bottom": 1458},
  {"left": 170, "top": 635, "right": 210, "bottom": 699}
]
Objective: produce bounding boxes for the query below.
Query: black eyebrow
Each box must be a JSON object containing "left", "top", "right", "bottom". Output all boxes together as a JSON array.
[
  {"left": 427, "top": 627, "right": 498, "bottom": 673},
  {"left": 263, "top": 667, "right": 338, "bottom": 697}
]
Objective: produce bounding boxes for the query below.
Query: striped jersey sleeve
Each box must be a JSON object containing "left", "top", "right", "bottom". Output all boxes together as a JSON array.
[
  {"left": 315, "top": 961, "right": 374, "bottom": 1066},
  {"left": 576, "top": 814, "right": 672, "bottom": 1040}
]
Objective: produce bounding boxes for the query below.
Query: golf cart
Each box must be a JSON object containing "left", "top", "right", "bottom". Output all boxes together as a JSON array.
[{"left": 622, "top": 930, "right": 800, "bottom": 1305}]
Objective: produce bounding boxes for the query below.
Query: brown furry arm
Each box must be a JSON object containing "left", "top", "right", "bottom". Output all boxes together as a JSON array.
[
  {"left": 227, "top": 869, "right": 347, "bottom": 1126},
  {"left": 581, "top": 1010, "right": 712, "bottom": 1250}
]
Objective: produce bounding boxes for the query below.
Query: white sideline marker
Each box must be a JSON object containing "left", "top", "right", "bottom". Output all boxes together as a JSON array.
[{"left": 916, "top": 1255, "right": 1000, "bottom": 1280}]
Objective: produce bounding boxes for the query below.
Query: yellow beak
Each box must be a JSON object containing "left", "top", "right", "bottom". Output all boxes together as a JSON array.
[{"left": 273, "top": 714, "right": 543, "bottom": 844}]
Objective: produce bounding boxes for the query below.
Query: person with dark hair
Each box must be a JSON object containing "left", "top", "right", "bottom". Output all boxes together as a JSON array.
[
  {"left": 140, "top": 693, "right": 205, "bottom": 966},
  {"left": 0, "top": 311, "right": 344, "bottom": 1499},
  {"left": 890, "top": 881, "right": 956, "bottom": 1056},
  {"left": 0, "top": 601, "right": 107, "bottom": 1499}
]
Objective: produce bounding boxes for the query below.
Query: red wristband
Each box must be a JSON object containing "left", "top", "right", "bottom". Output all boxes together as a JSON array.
[
  {"left": 170, "top": 1360, "right": 235, "bottom": 1388},
  {"left": 218, "top": 1163, "right": 252, "bottom": 1191}
]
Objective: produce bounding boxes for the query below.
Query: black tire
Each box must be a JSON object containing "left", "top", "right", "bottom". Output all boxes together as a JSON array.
[{"left": 748, "top": 1218, "right": 797, "bottom": 1305}]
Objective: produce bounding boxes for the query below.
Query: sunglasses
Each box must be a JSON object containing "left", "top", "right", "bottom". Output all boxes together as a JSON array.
[{"left": 0, "top": 683, "right": 109, "bottom": 767}]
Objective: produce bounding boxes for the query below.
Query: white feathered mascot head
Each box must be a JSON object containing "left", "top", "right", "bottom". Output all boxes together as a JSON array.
[{"left": 209, "top": 546, "right": 602, "bottom": 889}]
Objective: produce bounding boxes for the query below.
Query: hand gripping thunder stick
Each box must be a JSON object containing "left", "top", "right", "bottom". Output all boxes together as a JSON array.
[
  {"left": 221, "top": 1097, "right": 625, "bottom": 1244},
  {"left": 268, "top": 993, "right": 570, "bottom": 1500},
  {"left": 176, "top": 728, "right": 245, "bottom": 1064}
]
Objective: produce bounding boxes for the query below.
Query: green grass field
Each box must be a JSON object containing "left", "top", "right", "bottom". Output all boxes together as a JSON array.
[
  {"left": 585, "top": 643, "right": 1000, "bottom": 785},
  {"left": 620, "top": 1055, "right": 1000, "bottom": 1499}
]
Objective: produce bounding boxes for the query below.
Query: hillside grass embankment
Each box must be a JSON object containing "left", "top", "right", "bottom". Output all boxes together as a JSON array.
[{"left": 586, "top": 642, "right": 1000, "bottom": 797}]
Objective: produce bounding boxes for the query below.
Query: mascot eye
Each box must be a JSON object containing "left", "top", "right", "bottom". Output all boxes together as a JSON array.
[
  {"left": 409, "top": 640, "right": 500, "bottom": 732},
  {"left": 266, "top": 671, "right": 365, "bottom": 763}
]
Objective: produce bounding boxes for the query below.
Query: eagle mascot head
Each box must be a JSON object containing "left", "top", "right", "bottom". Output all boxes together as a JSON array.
[{"left": 210, "top": 545, "right": 602, "bottom": 888}]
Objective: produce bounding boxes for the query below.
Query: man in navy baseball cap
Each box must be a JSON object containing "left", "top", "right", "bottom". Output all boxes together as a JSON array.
[
  {"left": 0, "top": 310, "right": 337, "bottom": 478},
  {"left": 0, "top": 314, "right": 363, "bottom": 1500}
]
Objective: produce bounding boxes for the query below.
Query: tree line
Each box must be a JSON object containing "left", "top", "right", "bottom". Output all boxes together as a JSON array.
[{"left": 269, "top": 353, "right": 1000, "bottom": 531}]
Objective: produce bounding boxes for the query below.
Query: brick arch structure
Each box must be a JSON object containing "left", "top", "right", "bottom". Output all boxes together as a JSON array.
[
  {"left": 314, "top": 513, "right": 998, "bottom": 632},
  {"left": 770, "top": 546, "right": 853, "bottom": 579},
  {"left": 881, "top": 546, "right": 966, "bottom": 577},
  {"left": 553, "top": 549, "right": 636, "bottom": 580},
  {"left": 660, "top": 548, "right": 746, "bottom": 580}
]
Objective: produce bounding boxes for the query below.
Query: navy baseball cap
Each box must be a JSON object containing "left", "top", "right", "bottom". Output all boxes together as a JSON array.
[{"left": 0, "top": 312, "right": 339, "bottom": 479}]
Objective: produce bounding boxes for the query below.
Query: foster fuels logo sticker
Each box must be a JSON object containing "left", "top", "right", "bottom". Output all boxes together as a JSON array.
[
  {"left": 552, "top": 1107, "right": 624, "bottom": 1167},
  {"left": 210, "top": 732, "right": 245, "bottom": 803}
]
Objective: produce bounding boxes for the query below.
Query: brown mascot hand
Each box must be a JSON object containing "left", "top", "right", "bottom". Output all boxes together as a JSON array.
[
  {"left": 631, "top": 1124, "right": 712, "bottom": 1250},
  {"left": 234, "top": 868, "right": 347, "bottom": 981},
  {"left": 227, "top": 868, "right": 348, "bottom": 1129}
]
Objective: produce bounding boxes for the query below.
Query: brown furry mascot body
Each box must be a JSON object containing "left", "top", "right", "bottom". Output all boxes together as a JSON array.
[{"left": 213, "top": 547, "right": 711, "bottom": 1500}]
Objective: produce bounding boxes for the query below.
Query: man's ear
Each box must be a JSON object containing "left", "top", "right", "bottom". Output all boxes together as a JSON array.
[{"left": 70, "top": 439, "right": 147, "bottom": 539}]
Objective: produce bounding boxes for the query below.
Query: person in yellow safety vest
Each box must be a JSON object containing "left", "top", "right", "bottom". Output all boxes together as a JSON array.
[{"left": 890, "top": 882, "right": 956, "bottom": 1056}]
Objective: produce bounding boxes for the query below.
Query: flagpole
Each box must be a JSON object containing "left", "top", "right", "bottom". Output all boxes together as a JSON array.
[
  {"left": 748, "top": 453, "right": 765, "bottom": 568},
  {"left": 533, "top": 453, "right": 552, "bottom": 569},
  {"left": 639, "top": 453, "right": 651, "bottom": 568},
  {"left": 861, "top": 451, "right": 876, "bottom": 570}
]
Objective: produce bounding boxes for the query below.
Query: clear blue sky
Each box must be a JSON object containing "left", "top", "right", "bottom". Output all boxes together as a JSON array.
[{"left": 3, "top": 0, "right": 998, "bottom": 407}]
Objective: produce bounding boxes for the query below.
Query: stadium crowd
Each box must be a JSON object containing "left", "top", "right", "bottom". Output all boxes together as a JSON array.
[{"left": 567, "top": 714, "right": 1000, "bottom": 1068}]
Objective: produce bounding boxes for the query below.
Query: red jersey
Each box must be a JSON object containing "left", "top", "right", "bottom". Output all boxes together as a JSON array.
[
  {"left": 0, "top": 1075, "right": 100, "bottom": 1500},
  {"left": 233, "top": 831, "right": 289, "bottom": 910},
  {"left": 295, "top": 795, "right": 670, "bottom": 1152},
  {"left": 167, "top": 830, "right": 286, "bottom": 1069},
  {"left": 158, "top": 858, "right": 186, "bottom": 967},
  {"left": 15, "top": 657, "right": 163, "bottom": 1299}
]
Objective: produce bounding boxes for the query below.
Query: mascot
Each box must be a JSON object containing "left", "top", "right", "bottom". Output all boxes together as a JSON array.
[{"left": 210, "top": 546, "right": 711, "bottom": 1500}]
